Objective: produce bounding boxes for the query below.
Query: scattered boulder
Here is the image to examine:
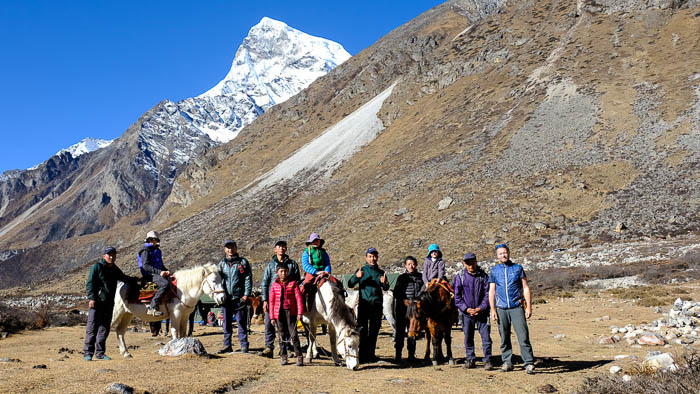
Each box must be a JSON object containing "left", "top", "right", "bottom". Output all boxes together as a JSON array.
[
  {"left": 638, "top": 333, "right": 665, "bottom": 346},
  {"left": 437, "top": 197, "right": 453, "bottom": 211},
  {"left": 104, "top": 382, "right": 134, "bottom": 394},
  {"left": 553, "top": 334, "right": 566, "bottom": 340},
  {"left": 615, "top": 222, "right": 627, "bottom": 232},
  {"left": 32, "top": 364, "right": 47, "bottom": 369},
  {"left": 643, "top": 352, "right": 677, "bottom": 372},
  {"left": 159, "top": 337, "right": 207, "bottom": 357},
  {"left": 622, "top": 375, "right": 632, "bottom": 383},
  {"left": 537, "top": 384, "right": 558, "bottom": 393},
  {"left": 0, "top": 358, "right": 21, "bottom": 363},
  {"left": 609, "top": 365, "right": 622, "bottom": 374},
  {"left": 393, "top": 208, "right": 408, "bottom": 216},
  {"left": 598, "top": 335, "right": 618, "bottom": 344}
]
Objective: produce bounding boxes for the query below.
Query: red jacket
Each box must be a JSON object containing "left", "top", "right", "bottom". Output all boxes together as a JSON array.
[{"left": 268, "top": 279, "right": 303, "bottom": 319}]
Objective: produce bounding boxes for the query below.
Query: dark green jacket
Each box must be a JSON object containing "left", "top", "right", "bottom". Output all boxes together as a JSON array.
[
  {"left": 347, "top": 263, "right": 389, "bottom": 306},
  {"left": 86, "top": 258, "right": 132, "bottom": 305}
]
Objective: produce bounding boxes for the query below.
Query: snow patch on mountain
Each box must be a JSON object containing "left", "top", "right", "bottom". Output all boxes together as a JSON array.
[
  {"left": 248, "top": 82, "right": 396, "bottom": 192},
  {"left": 180, "top": 17, "right": 351, "bottom": 143},
  {"left": 58, "top": 137, "right": 113, "bottom": 158}
]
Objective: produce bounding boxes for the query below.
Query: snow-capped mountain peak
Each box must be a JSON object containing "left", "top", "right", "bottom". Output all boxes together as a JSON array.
[{"left": 58, "top": 137, "right": 113, "bottom": 158}]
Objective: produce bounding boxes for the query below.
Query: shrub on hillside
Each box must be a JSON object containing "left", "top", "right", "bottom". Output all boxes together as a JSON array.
[{"left": 0, "top": 304, "right": 41, "bottom": 333}]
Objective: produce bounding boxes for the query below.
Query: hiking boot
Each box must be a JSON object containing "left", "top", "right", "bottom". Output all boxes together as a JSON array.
[
  {"left": 395, "top": 350, "right": 402, "bottom": 364},
  {"left": 296, "top": 356, "right": 304, "bottom": 366},
  {"left": 463, "top": 358, "right": 475, "bottom": 369},
  {"left": 234, "top": 347, "right": 249, "bottom": 354},
  {"left": 83, "top": 355, "right": 92, "bottom": 361},
  {"left": 280, "top": 355, "right": 288, "bottom": 365},
  {"left": 526, "top": 364, "right": 535, "bottom": 375},
  {"left": 407, "top": 355, "right": 417, "bottom": 364},
  {"left": 257, "top": 347, "right": 274, "bottom": 358},
  {"left": 500, "top": 362, "right": 513, "bottom": 372},
  {"left": 94, "top": 354, "right": 111, "bottom": 360},
  {"left": 484, "top": 360, "right": 494, "bottom": 370},
  {"left": 217, "top": 346, "right": 233, "bottom": 354}
]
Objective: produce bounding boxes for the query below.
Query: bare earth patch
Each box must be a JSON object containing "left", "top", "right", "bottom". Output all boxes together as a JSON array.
[{"left": 1, "top": 281, "right": 698, "bottom": 393}]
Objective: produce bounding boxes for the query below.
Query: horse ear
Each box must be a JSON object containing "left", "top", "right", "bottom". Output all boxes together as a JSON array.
[{"left": 403, "top": 300, "right": 410, "bottom": 307}]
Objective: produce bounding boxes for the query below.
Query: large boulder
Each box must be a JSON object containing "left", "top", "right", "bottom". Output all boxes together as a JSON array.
[{"left": 158, "top": 337, "right": 207, "bottom": 357}]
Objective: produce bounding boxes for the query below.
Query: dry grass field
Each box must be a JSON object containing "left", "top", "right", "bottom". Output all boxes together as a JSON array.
[{"left": 1, "top": 281, "right": 698, "bottom": 393}]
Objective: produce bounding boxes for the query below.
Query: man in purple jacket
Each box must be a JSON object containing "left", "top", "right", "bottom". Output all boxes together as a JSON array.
[{"left": 454, "top": 252, "right": 493, "bottom": 370}]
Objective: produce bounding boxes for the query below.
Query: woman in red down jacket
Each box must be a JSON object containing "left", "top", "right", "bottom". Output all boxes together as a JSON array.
[{"left": 269, "top": 263, "right": 304, "bottom": 366}]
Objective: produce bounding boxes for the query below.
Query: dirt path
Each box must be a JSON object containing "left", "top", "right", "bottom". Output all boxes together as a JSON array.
[{"left": 1, "top": 282, "right": 697, "bottom": 393}]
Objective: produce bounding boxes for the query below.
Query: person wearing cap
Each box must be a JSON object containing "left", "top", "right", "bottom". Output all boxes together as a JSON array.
[
  {"left": 454, "top": 252, "right": 493, "bottom": 370},
  {"left": 347, "top": 247, "right": 389, "bottom": 363},
  {"left": 217, "top": 240, "right": 253, "bottom": 354},
  {"left": 300, "top": 233, "right": 331, "bottom": 309},
  {"left": 258, "top": 240, "right": 300, "bottom": 358},
  {"left": 84, "top": 247, "right": 136, "bottom": 361},
  {"left": 393, "top": 256, "right": 424, "bottom": 363},
  {"left": 422, "top": 243, "right": 445, "bottom": 287},
  {"left": 488, "top": 244, "right": 535, "bottom": 374},
  {"left": 138, "top": 230, "right": 170, "bottom": 316}
]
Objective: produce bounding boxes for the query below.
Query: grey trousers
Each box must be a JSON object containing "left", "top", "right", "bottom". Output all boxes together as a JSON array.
[
  {"left": 496, "top": 307, "right": 534, "bottom": 366},
  {"left": 83, "top": 304, "right": 112, "bottom": 357},
  {"left": 264, "top": 311, "right": 276, "bottom": 349}
]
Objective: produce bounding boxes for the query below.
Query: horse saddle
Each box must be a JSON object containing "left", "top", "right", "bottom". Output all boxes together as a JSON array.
[
  {"left": 313, "top": 273, "right": 342, "bottom": 289},
  {"left": 126, "top": 279, "right": 178, "bottom": 304}
]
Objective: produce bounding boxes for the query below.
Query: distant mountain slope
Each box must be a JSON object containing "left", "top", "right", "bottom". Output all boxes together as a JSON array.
[
  {"left": 1, "top": 0, "right": 699, "bottom": 292},
  {"left": 0, "top": 18, "right": 349, "bottom": 253}
]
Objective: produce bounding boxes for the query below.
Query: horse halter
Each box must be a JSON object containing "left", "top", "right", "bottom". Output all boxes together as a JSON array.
[
  {"left": 202, "top": 272, "right": 224, "bottom": 296},
  {"left": 337, "top": 329, "right": 359, "bottom": 360}
]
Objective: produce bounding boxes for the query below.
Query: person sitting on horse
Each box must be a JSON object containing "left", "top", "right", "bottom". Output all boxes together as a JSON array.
[
  {"left": 268, "top": 263, "right": 304, "bottom": 366},
  {"left": 301, "top": 233, "right": 331, "bottom": 308},
  {"left": 259, "top": 240, "right": 301, "bottom": 358},
  {"left": 347, "top": 247, "right": 389, "bottom": 363},
  {"left": 138, "top": 230, "right": 171, "bottom": 316},
  {"left": 422, "top": 243, "right": 446, "bottom": 287},
  {"left": 393, "top": 255, "right": 424, "bottom": 364},
  {"left": 454, "top": 252, "right": 493, "bottom": 370},
  {"left": 217, "top": 239, "right": 253, "bottom": 354}
]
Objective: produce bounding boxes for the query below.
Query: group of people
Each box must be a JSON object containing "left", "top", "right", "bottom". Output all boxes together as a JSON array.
[{"left": 83, "top": 230, "right": 535, "bottom": 373}]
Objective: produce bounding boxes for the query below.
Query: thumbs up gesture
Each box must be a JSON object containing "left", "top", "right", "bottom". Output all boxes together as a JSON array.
[
  {"left": 380, "top": 272, "right": 387, "bottom": 284},
  {"left": 355, "top": 268, "right": 364, "bottom": 279}
]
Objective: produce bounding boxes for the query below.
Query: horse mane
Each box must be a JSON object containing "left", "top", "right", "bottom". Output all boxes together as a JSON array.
[
  {"left": 174, "top": 263, "right": 217, "bottom": 291},
  {"left": 326, "top": 281, "right": 357, "bottom": 327}
]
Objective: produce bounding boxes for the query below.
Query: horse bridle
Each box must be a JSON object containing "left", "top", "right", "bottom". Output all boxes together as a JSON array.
[
  {"left": 336, "top": 329, "right": 359, "bottom": 361},
  {"left": 202, "top": 272, "right": 225, "bottom": 297}
]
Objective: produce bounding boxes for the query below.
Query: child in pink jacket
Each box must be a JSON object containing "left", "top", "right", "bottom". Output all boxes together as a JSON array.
[{"left": 269, "top": 263, "right": 304, "bottom": 366}]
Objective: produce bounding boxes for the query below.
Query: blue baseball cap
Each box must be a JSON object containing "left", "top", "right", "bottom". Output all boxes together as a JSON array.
[
  {"left": 103, "top": 246, "right": 117, "bottom": 255},
  {"left": 463, "top": 252, "right": 476, "bottom": 261},
  {"left": 366, "top": 247, "right": 379, "bottom": 256},
  {"left": 223, "top": 240, "right": 237, "bottom": 247}
]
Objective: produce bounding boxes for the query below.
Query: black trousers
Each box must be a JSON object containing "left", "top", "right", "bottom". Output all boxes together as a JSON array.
[
  {"left": 148, "top": 274, "right": 169, "bottom": 308},
  {"left": 275, "top": 309, "right": 301, "bottom": 357},
  {"left": 83, "top": 303, "right": 112, "bottom": 357},
  {"left": 357, "top": 299, "right": 383, "bottom": 360}
]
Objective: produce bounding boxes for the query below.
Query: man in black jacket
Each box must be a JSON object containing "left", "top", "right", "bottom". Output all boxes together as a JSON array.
[
  {"left": 83, "top": 246, "right": 136, "bottom": 361},
  {"left": 393, "top": 256, "right": 424, "bottom": 363}
]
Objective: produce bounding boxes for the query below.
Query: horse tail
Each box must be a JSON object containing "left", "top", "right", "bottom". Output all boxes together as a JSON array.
[{"left": 110, "top": 282, "right": 127, "bottom": 328}]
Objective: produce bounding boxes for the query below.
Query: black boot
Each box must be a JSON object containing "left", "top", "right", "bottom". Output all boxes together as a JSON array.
[{"left": 395, "top": 349, "right": 402, "bottom": 364}]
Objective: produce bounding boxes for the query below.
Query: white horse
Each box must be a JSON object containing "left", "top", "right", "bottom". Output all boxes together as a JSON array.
[
  {"left": 301, "top": 276, "right": 360, "bottom": 370},
  {"left": 111, "top": 263, "right": 225, "bottom": 358},
  {"left": 345, "top": 289, "right": 396, "bottom": 340}
]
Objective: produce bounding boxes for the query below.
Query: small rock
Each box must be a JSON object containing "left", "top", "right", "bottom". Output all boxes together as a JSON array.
[
  {"left": 389, "top": 379, "right": 405, "bottom": 384},
  {"left": 537, "top": 384, "right": 558, "bottom": 393},
  {"left": 439, "top": 220, "right": 446, "bottom": 226},
  {"left": 598, "top": 335, "right": 618, "bottom": 344},
  {"left": 362, "top": 203, "right": 370, "bottom": 208},
  {"left": 654, "top": 306, "right": 662, "bottom": 313},
  {"left": 104, "top": 382, "right": 135, "bottom": 394},
  {"left": 0, "top": 358, "right": 21, "bottom": 363},
  {"left": 602, "top": 315, "right": 611, "bottom": 321},
  {"left": 610, "top": 366, "right": 622, "bottom": 374},
  {"left": 393, "top": 208, "right": 408, "bottom": 216},
  {"left": 614, "top": 355, "right": 629, "bottom": 360},
  {"left": 622, "top": 375, "right": 632, "bottom": 383},
  {"left": 32, "top": 364, "right": 47, "bottom": 369},
  {"left": 615, "top": 222, "right": 626, "bottom": 232},
  {"left": 437, "top": 197, "right": 453, "bottom": 211},
  {"left": 638, "top": 334, "right": 665, "bottom": 346},
  {"left": 644, "top": 352, "right": 677, "bottom": 372},
  {"left": 553, "top": 334, "right": 566, "bottom": 340}
]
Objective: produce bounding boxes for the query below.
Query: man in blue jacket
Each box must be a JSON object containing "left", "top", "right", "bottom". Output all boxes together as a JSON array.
[
  {"left": 217, "top": 240, "right": 253, "bottom": 354},
  {"left": 454, "top": 252, "right": 492, "bottom": 370},
  {"left": 488, "top": 244, "right": 534, "bottom": 374},
  {"left": 258, "top": 240, "right": 300, "bottom": 358}
]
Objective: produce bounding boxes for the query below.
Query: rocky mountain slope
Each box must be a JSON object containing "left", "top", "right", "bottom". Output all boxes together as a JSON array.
[
  {"left": 1, "top": 0, "right": 699, "bottom": 292},
  {"left": 0, "top": 19, "right": 349, "bottom": 268}
]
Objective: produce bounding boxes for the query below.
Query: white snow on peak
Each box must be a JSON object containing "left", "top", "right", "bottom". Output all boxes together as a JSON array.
[{"left": 58, "top": 137, "right": 113, "bottom": 158}]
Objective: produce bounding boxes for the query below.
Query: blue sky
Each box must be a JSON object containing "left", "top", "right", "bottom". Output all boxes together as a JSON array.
[{"left": 0, "top": 1, "right": 444, "bottom": 174}]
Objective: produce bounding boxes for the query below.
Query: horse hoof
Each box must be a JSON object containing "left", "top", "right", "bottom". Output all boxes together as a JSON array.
[
  {"left": 448, "top": 359, "right": 455, "bottom": 366},
  {"left": 432, "top": 360, "right": 438, "bottom": 366},
  {"left": 304, "top": 357, "right": 312, "bottom": 363},
  {"left": 124, "top": 354, "right": 133, "bottom": 359}
]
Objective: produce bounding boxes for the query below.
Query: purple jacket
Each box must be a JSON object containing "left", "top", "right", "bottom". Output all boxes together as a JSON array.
[
  {"left": 453, "top": 267, "right": 489, "bottom": 313},
  {"left": 422, "top": 257, "right": 445, "bottom": 285}
]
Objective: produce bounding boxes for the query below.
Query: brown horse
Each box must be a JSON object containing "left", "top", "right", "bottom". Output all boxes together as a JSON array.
[{"left": 407, "top": 279, "right": 458, "bottom": 366}]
